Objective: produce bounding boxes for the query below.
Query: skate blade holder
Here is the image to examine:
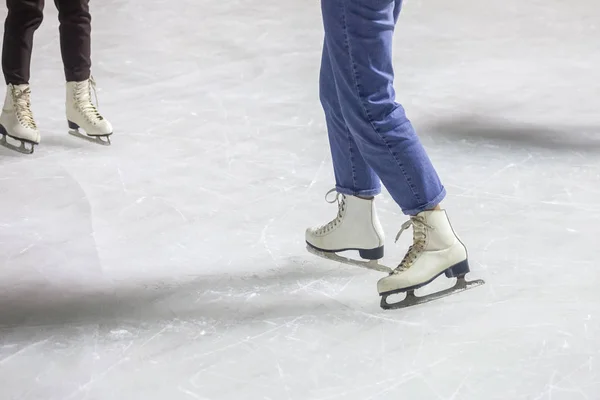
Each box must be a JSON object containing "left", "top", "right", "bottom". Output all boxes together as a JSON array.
[
  {"left": 68, "top": 121, "right": 111, "bottom": 145},
  {"left": 0, "top": 131, "right": 36, "bottom": 154},
  {"left": 380, "top": 271, "right": 485, "bottom": 310},
  {"left": 306, "top": 244, "right": 393, "bottom": 274}
]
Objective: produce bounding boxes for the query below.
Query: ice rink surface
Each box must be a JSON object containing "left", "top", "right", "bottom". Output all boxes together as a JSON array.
[{"left": 1, "top": 0, "right": 600, "bottom": 398}]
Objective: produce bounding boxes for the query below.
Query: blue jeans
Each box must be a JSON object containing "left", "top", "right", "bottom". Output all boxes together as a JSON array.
[{"left": 319, "top": 0, "right": 446, "bottom": 215}]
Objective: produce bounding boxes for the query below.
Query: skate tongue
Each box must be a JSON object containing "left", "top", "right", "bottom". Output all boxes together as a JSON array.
[
  {"left": 395, "top": 216, "right": 434, "bottom": 243},
  {"left": 75, "top": 80, "right": 104, "bottom": 122},
  {"left": 13, "top": 88, "right": 36, "bottom": 129},
  {"left": 393, "top": 216, "right": 435, "bottom": 273}
]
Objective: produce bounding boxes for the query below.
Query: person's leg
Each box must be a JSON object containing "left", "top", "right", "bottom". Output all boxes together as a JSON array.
[
  {"left": 2, "top": 0, "right": 44, "bottom": 85},
  {"left": 0, "top": 0, "right": 43, "bottom": 151},
  {"left": 320, "top": 0, "right": 471, "bottom": 298},
  {"left": 321, "top": 40, "right": 381, "bottom": 198},
  {"left": 322, "top": 0, "right": 444, "bottom": 215},
  {"left": 305, "top": 39, "right": 384, "bottom": 260},
  {"left": 54, "top": 0, "right": 90, "bottom": 82},
  {"left": 54, "top": 0, "right": 112, "bottom": 141}
]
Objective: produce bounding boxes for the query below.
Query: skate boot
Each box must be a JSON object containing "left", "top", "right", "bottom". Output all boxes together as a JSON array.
[
  {"left": 66, "top": 76, "right": 112, "bottom": 145},
  {"left": 377, "top": 210, "right": 484, "bottom": 309},
  {"left": 0, "top": 84, "right": 40, "bottom": 154},
  {"left": 305, "top": 189, "right": 390, "bottom": 273}
]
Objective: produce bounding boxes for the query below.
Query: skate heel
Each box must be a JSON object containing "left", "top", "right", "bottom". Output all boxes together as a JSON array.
[
  {"left": 444, "top": 259, "right": 470, "bottom": 278},
  {"left": 359, "top": 246, "right": 384, "bottom": 260},
  {"left": 68, "top": 120, "right": 79, "bottom": 130}
]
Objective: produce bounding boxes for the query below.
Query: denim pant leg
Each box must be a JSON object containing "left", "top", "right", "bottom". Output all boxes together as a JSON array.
[
  {"left": 320, "top": 39, "right": 381, "bottom": 197},
  {"left": 321, "top": 0, "right": 446, "bottom": 215}
]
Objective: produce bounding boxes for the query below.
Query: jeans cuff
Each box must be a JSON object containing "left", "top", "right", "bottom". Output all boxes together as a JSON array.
[
  {"left": 336, "top": 185, "right": 381, "bottom": 197},
  {"left": 403, "top": 187, "right": 447, "bottom": 216}
]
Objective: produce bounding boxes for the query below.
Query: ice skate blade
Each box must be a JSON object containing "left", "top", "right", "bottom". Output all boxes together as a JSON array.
[
  {"left": 69, "top": 129, "right": 111, "bottom": 145},
  {"left": 380, "top": 276, "right": 485, "bottom": 310},
  {"left": 306, "top": 244, "right": 393, "bottom": 274},
  {"left": 0, "top": 132, "right": 36, "bottom": 154}
]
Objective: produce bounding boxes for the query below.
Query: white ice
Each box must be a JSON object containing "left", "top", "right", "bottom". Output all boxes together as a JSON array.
[{"left": 1, "top": 0, "right": 600, "bottom": 399}]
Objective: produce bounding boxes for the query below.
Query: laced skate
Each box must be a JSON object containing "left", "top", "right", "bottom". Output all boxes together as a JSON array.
[
  {"left": 0, "top": 84, "right": 40, "bottom": 154},
  {"left": 305, "top": 189, "right": 392, "bottom": 273},
  {"left": 377, "top": 210, "right": 484, "bottom": 309},
  {"left": 66, "top": 76, "right": 112, "bottom": 145}
]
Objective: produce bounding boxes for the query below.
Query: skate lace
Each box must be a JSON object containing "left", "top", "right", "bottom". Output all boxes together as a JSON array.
[
  {"left": 74, "top": 76, "right": 104, "bottom": 124},
  {"left": 12, "top": 87, "right": 37, "bottom": 129},
  {"left": 393, "top": 216, "right": 434, "bottom": 273},
  {"left": 315, "top": 188, "right": 346, "bottom": 234}
]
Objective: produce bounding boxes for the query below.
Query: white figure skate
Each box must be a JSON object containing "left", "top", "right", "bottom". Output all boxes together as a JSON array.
[
  {"left": 377, "top": 210, "right": 484, "bottom": 309},
  {"left": 0, "top": 84, "right": 40, "bottom": 154},
  {"left": 66, "top": 76, "right": 112, "bottom": 145},
  {"left": 305, "top": 189, "right": 392, "bottom": 273}
]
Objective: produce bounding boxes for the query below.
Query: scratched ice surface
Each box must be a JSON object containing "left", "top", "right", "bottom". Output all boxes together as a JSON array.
[{"left": 0, "top": 0, "right": 599, "bottom": 399}]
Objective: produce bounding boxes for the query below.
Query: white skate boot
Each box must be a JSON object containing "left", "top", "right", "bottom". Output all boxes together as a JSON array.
[
  {"left": 305, "top": 189, "right": 391, "bottom": 273},
  {"left": 66, "top": 76, "right": 112, "bottom": 145},
  {"left": 0, "top": 84, "right": 40, "bottom": 154},
  {"left": 377, "top": 210, "right": 484, "bottom": 309}
]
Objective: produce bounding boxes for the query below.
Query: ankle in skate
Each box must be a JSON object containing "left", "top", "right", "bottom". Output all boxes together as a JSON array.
[
  {"left": 377, "top": 209, "right": 470, "bottom": 295},
  {"left": 66, "top": 76, "right": 112, "bottom": 144},
  {"left": 305, "top": 189, "right": 384, "bottom": 260},
  {"left": 0, "top": 84, "right": 40, "bottom": 154}
]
